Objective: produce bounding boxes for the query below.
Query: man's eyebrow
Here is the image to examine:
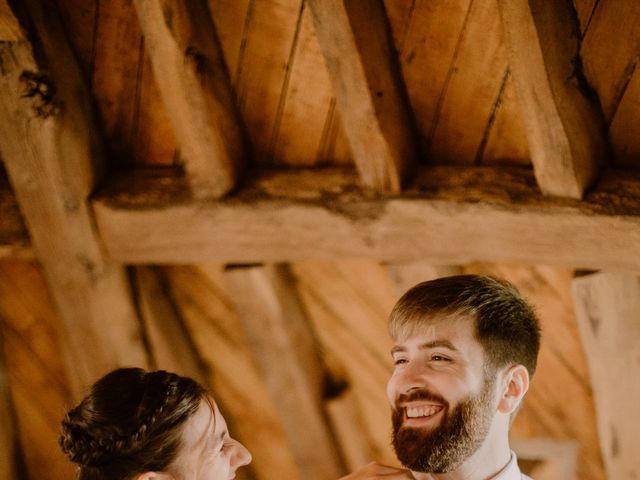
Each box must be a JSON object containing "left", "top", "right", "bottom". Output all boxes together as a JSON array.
[
  {"left": 419, "top": 340, "right": 459, "bottom": 352},
  {"left": 390, "top": 340, "right": 459, "bottom": 356}
]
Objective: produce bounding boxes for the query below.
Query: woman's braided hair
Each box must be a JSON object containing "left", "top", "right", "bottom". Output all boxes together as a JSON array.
[{"left": 59, "top": 368, "right": 205, "bottom": 480}]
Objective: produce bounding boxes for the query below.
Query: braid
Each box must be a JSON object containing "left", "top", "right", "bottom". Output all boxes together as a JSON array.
[{"left": 59, "top": 368, "right": 205, "bottom": 475}]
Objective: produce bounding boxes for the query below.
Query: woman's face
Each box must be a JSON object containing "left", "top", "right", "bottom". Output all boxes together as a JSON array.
[{"left": 170, "top": 397, "right": 251, "bottom": 480}]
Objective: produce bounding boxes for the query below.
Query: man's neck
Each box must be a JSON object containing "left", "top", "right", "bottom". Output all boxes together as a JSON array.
[{"left": 410, "top": 436, "right": 512, "bottom": 480}]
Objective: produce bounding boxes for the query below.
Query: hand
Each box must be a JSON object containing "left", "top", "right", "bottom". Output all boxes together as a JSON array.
[{"left": 339, "top": 462, "right": 416, "bottom": 479}]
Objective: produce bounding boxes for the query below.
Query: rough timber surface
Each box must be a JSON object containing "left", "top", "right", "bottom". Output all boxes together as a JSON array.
[{"left": 93, "top": 166, "right": 640, "bottom": 269}]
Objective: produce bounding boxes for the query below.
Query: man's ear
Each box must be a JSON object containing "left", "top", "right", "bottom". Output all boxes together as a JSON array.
[{"left": 497, "top": 364, "right": 529, "bottom": 415}]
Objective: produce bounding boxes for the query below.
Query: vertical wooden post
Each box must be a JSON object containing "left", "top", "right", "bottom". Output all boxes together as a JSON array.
[{"left": 572, "top": 272, "right": 640, "bottom": 479}]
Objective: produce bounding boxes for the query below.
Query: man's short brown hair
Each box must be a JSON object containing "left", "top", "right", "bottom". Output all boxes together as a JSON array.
[{"left": 389, "top": 275, "right": 541, "bottom": 377}]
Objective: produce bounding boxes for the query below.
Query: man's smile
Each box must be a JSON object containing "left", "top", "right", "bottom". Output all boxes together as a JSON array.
[{"left": 401, "top": 402, "right": 445, "bottom": 426}]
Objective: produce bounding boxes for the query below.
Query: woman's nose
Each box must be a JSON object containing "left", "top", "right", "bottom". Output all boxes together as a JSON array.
[{"left": 230, "top": 440, "right": 252, "bottom": 469}]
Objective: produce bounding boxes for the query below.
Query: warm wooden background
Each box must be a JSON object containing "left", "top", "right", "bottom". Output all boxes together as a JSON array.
[{"left": 2, "top": 0, "right": 640, "bottom": 479}]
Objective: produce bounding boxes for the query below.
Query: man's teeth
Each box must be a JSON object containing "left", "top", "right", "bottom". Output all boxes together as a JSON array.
[{"left": 406, "top": 406, "right": 440, "bottom": 418}]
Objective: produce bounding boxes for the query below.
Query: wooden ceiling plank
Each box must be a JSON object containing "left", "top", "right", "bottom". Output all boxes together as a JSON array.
[
  {"left": 134, "top": 267, "right": 208, "bottom": 385},
  {"left": 307, "top": 0, "right": 417, "bottom": 193},
  {"left": 387, "top": 262, "right": 463, "bottom": 298},
  {"left": 572, "top": 272, "right": 640, "bottom": 479},
  {"left": 580, "top": 1, "right": 640, "bottom": 122},
  {"left": 0, "top": 0, "right": 148, "bottom": 397},
  {"left": 498, "top": 0, "right": 606, "bottom": 199},
  {"left": 224, "top": 264, "right": 345, "bottom": 480},
  {"left": 132, "top": 0, "right": 246, "bottom": 198},
  {"left": 91, "top": 165, "right": 640, "bottom": 270},
  {"left": 0, "top": 334, "right": 21, "bottom": 480}
]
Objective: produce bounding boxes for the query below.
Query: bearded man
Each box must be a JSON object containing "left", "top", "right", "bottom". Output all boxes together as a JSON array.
[{"left": 341, "top": 275, "right": 540, "bottom": 480}]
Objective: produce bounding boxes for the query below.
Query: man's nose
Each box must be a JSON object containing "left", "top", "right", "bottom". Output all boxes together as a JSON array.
[
  {"left": 230, "top": 439, "right": 252, "bottom": 469},
  {"left": 396, "top": 360, "right": 430, "bottom": 395}
]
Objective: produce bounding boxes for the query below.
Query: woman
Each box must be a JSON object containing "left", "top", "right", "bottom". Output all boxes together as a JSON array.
[{"left": 59, "top": 368, "right": 251, "bottom": 480}]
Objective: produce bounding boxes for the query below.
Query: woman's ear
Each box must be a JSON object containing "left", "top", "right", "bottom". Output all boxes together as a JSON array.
[
  {"left": 497, "top": 364, "right": 530, "bottom": 415},
  {"left": 135, "top": 472, "right": 173, "bottom": 480}
]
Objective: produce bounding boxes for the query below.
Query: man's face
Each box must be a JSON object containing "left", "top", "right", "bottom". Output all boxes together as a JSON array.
[{"left": 387, "top": 315, "right": 497, "bottom": 473}]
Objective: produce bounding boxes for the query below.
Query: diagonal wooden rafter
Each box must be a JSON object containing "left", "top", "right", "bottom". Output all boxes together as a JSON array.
[
  {"left": 498, "top": 0, "right": 606, "bottom": 199},
  {"left": 0, "top": 0, "right": 23, "bottom": 41},
  {"left": 224, "top": 264, "right": 345, "bottom": 480},
  {"left": 0, "top": 0, "right": 148, "bottom": 397},
  {"left": 132, "top": 0, "right": 246, "bottom": 198},
  {"left": 133, "top": 267, "right": 208, "bottom": 385},
  {"left": 308, "top": 0, "right": 417, "bottom": 193},
  {"left": 572, "top": 272, "right": 640, "bottom": 480},
  {"left": 85, "top": 165, "right": 640, "bottom": 270}
]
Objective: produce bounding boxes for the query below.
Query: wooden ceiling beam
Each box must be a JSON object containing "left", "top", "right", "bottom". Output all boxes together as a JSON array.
[
  {"left": 498, "top": 0, "right": 606, "bottom": 199},
  {"left": 132, "top": 0, "right": 246, "bottom": 198},
  {"left": 224, "top": 264, "right": 345, "bottom": 480},
  {"left": 572, "top": 272, "right": 640, "bottom": 479},
  {"left": 90, "top": 165, "right": 640, "bottom": 270},
  {"left": 0, "top": 0, "right": 148, "bottom": 397},
  {"left": 308, "top": 0, "right": 417, "bottom": 193}
]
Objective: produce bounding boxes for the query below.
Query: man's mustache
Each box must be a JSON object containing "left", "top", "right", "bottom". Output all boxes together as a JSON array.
[{"left": 393, "top": 388, "right": 449, "bottom": 412}]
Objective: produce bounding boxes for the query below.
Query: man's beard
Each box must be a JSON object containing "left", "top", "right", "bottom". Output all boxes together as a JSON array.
[{"left": 391, "top": 378, "right": 495, "bottom": 473}]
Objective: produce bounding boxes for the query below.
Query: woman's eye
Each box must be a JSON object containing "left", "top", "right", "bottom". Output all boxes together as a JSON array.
[{"left": 393, "top": 358, "right": 407, "bottom": 365}]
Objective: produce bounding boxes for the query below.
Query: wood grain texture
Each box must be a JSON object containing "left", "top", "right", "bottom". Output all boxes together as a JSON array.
[
  {"left": 573, "top": 0, "right": 598, "bottom": 34},
  {"left": 163, "top": 265, "right": 300, "bottom": 480},
  {"left": 572, "top": 272, "right": 640, "bottom": 480},
  {"left": 481, "top": 72, "right": 531, "bottom": 166},
  {"left": 308, "top": 0, "right": 417, "bottom": 192},
  {"left": 133, "top": 0, "right": 246, "bottom": 197},
  {"left": 511, "top": 438, "right": 578, "bottom": 480},
  {"left": 427, "top": 0, "right": 509, "bottom": 165},
  {"left": 0, "top": 0, "right": 148, "bottom": 397},
  {"left": 92, "top": 165, "right": 640, "bottom": 270},
  {"left": 271, "top": 4, "right": 338, "bottom": 166},
  {"left": 499, "top": 0, "right": 605, "bottom": 198},
  {"left": 581, "top": 0, "right": 640, "bottom": 122},
  {"left": 0, "top": 262, "right": 75, "bottom": 480},
  {"left": 134, "top": 267, "right": 208, "bottom": 385},
  {"left": 386, "top": 262, "right": 463, "bottom": 297},
  {"left": 609, "top": 68, "right": 640, "bottom": 168},
  {"left": 90, "top": 0, "right": 144, "bottom": 164},
  {"left": 465, "top": 264, "right": 605, "bottom": 480},
  {"left": 0, "top": 172, "right": 32, "bottom": 260},
  {"left": 292, "top": 259, "right": 398, "bottom": 465},
  {"left": 234, "top": 0, "right": 303, "bottom": 163},
  {"left": 385, "top": 0, "right": 472, "bottom": 158},
  {"left": 224, "top": 264, "right": 344, "bottom": 480},
  {"left": 0, "top": 0, "right": 23, "bottom": 40},
  {"left": 0, "top": 325, "right": 21, "bottom": 480}
]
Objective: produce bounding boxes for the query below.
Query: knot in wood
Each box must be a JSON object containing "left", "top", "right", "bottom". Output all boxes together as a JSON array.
[{"left": 19, "top": 70, "right": 59, "bottom": 118}]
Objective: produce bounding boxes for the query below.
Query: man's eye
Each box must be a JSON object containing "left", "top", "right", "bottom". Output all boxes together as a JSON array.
[
  {"left": 431, "top": 354, "right": 450, "bottom": 362},
  {"left": 393, "top": 358, "right": 407, "bottom": 365}
]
